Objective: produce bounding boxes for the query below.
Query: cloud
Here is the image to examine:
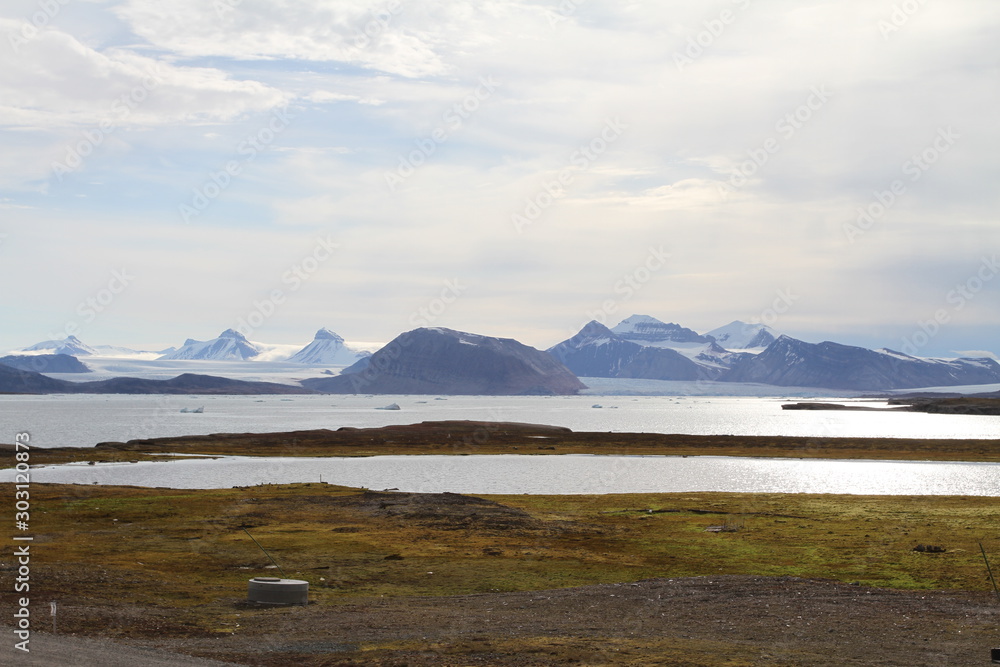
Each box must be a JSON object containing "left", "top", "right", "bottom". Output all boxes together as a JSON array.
[
  {"left": 113, "top": 0, "right": 455, "bottom": 77},
  {"left": 952, "top": 350, "right": 998, "bottom": 360},
  {"left": 0, "top": 19, "right": 286, "bottom": 129},
  {"left": 2, "top": 1, "right": 999, "bottom": 358}
]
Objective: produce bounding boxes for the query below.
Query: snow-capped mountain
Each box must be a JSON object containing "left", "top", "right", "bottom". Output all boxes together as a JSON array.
[
  {"left": 21, "top": 335, "right": 97, "bottom": 356},
  {"left": 723, "top": 335, "right": 1000, "bottom": 391},
  {"left": 549, "top": 315, "right": 1000, "bottom": 390},
  {"left": 287, "top": 328, "right": 372, "bottom": 365},
  {"left": 610, "top": 314, "right": 741, "bottom": 368},
  {"left": 705, "top": 320, "right": 777, "bottom": 350},
  {"left": 548, "top": 320, "right": 720, "bottom": 381},
  {"left": 158, "top": 329, "right": 263, "bottom": 361},
  {"left": 611, "top": 315, "right": 711, "bottom": 346}
]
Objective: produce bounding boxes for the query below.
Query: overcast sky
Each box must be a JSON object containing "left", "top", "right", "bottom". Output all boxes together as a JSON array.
[{"left": 1, "top": 0, "right": 997, "bottom": 358}]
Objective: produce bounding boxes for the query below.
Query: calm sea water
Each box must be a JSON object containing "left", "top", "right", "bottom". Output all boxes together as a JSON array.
[
  {"left": 2, "top": 394, "right": 1000, "bottom": 448},
  {"left": 14, "top": 455, "right": 1000, "bottom": 496}
]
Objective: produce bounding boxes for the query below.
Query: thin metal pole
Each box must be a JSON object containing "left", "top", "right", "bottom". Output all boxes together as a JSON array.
[
  {"left": 244, "top": 528, "right": 288, "bottom": 579},
  {"left": 980, "top": 542, "right": 1000, "bottom": 604}
]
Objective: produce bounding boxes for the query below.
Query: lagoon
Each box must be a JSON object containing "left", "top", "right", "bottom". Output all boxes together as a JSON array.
[{"left": 17, "top": 454, "right": 1000, "bottom": 496}]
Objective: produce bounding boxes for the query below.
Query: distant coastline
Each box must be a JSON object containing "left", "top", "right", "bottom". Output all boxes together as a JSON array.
[{"left": 7, "top": 419, "right": 1000, "bottom": 466}]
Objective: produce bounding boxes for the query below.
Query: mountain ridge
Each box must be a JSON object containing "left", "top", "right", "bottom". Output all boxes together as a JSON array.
[
  {"left": 9, "top": 316, "right": 1000, "bottom": 393},
  {"left": 304, "top": 327, "right": 586, "bottom": 395}
]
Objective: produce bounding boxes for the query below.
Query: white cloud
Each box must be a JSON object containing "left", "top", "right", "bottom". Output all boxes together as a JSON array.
[
  {"left": 2, "top": 1, "right": 999, "bottom": 356},
  {"left": 113, "top": 0, "right": 455, "bottom": 77},
  {"left": 952, "top": 350, "right": 998, "bottom": 359},
  {"left": 0, "top": 20, "right": 286, "bottom": 129}
]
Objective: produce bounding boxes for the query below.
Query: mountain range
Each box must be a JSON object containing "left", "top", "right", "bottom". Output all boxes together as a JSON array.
[
  {"left": 0, "top": 365, "right": 310, "bottom": 395},
  {"left": 549, "top": 316, "right": 1000, "bottom": 391},
  {"left": 7, "top": 315, "right": 1000, "bottom": 393},
  {"left": 11, "top": 328, "right": 372, "bottom": 365}
]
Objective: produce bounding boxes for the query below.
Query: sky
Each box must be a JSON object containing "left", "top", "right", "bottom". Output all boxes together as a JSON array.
[{"left": 0, "top": 0, "right": 997, "bottom": 358}]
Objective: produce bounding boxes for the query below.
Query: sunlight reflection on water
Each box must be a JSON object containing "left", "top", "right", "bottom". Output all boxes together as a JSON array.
[
  {"left": 13, "top": 455, "right": 1000, "bottom": 496},
  {"left": 2, "top": 394, "right": 999, "bottom": 448}
]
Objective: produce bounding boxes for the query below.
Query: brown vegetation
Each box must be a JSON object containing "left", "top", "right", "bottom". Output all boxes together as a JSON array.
[
  {"left": 3, "top": 480, "right": 1000, "bottom": 665},
  {"left": 8, "top": 420, "right": 1000, "bottom": 466}
]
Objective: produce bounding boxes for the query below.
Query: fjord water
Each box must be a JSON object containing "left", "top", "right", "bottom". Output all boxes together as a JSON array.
[
  {"left": 3, "top": 394, "right": 1000, "bottom": 449},
  {"left": 6, "top": 394, "right": 999, "bottom": 495},
  {"left": 16, "top": 455, "right": 1000, "bottom": 496}
]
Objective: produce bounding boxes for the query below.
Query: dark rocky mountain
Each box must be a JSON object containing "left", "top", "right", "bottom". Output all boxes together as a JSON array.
[
  {"left": 723, "top": 335, "right": 1000, "bottom": 391},
  {"left": 616, "top": 346, "right": 718, "bottom": 381},
  {"left": 0, "top": 364, "right": 312, "bottom": 395},
  {"left": 550, "top": 316, "right": 1000, "bottom": 391},
  {"left": 547, "top": 321, "right": 715, "bottom": 381},
  {"left": 548, "top": 321, "right": 644, "bottom": 377},
  {"left": 0, "top": 354, "right": 90, "bottom": 373},
  {"left": 303, "top": 327, "right": 586, "bottom": 395},
  {"left": 79, "top": 373, "right": 312, "bottom": 394},
  {"left": 0, "top": 363, "right": 75, "bottom": 394}
]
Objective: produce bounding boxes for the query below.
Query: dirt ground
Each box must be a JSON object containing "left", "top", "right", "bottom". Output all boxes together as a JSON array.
[{"left": 10, "top": 575, "right": 993, "bottom": 666}]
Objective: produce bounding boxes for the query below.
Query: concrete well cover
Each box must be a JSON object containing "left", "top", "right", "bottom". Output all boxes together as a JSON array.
[{"left": 247, "top": 577, "right": 309, "bottom": 605}]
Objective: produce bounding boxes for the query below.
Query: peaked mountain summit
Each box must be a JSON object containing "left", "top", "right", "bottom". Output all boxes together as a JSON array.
[
  {"left": 21, "top": 335, "right": 96, "bottom": 357},
  {"left": 158, "top": 329, "right": 262, "bottom": 361},
  {"left": 706, "top": 320, "right": 777, "bottom": 349},
  {"left": 287, "top": 328, "right": 371, "bottom": 365},
  {"left": 548, "top": 314, "right": 1000, "bottom": 390},
  {"left": 610, "top": 315, "right": 711, "bottom": 346},
  {"left": 548, "top": 321, "right": 714, "bottom": 381},
  {"left": 303, "top": 327, "right": 586, "bottom": 395}
]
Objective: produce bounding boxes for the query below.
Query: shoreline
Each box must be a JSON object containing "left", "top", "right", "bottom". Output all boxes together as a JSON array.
[{"left": 6, "top": 419, "right": 1000, "bottom": 466}]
